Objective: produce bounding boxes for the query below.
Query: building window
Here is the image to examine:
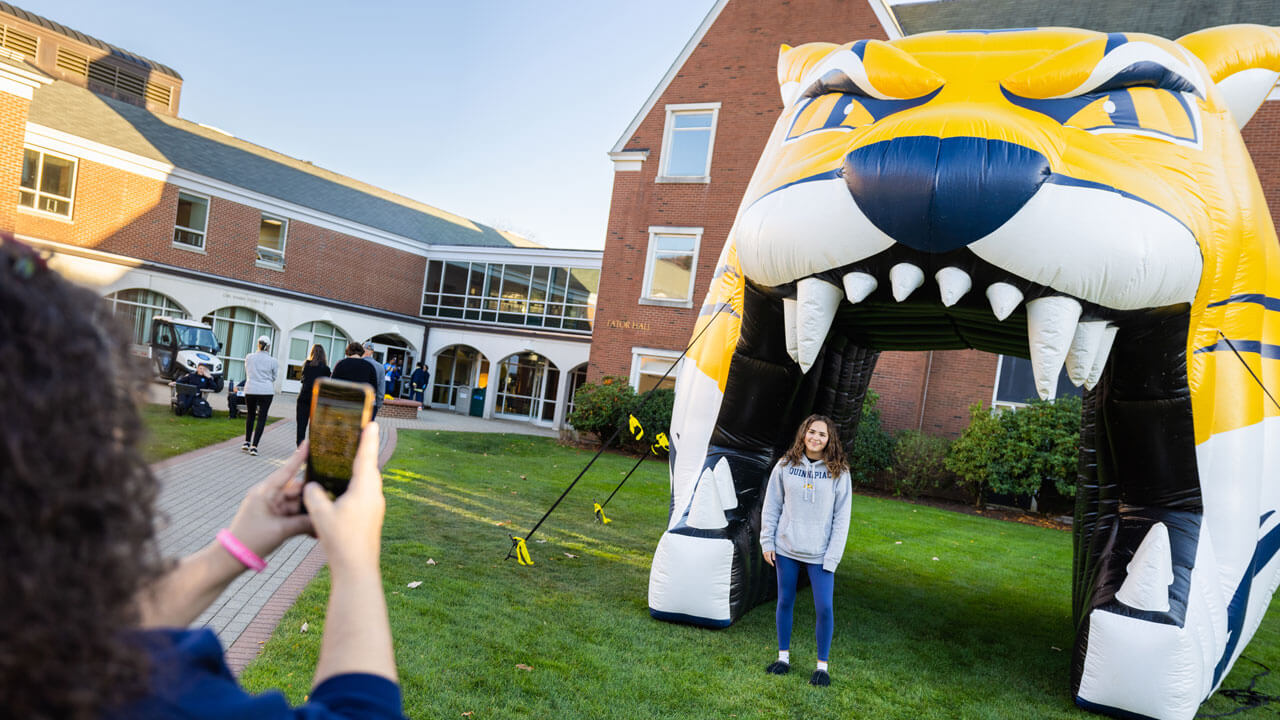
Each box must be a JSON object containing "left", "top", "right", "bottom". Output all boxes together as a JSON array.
[
  {"left": 432, "top": 345, "right": 489, "bottom": 408},
  {"left": 421, "top": 259, "right": 599, "bottom": 333},
  {"left": 991, "top": 355, "right": 1082, "bottom": 410},
  {"left": 203, "top": 306, "right": 277, "bottom": 383},
  {"left": 565, "top": 364, "right": 588, "bottom": 420},
  {"left": 493, "top": 352, "right": 559, "bottom": 422},
  {"left": 257, "top": 214, "right": 287, "bottom": 267},
  {"left": 104, "top": 289, "right": 187, "bottom": 346},
  {"left": 630, "top": 348, "right": 682, "bottom": 393},
  {"left": 173, "top": 191, "right": 209, "bottom": 249},
  {"left": 19, "top": 148, "right": 76, "bottom": 217},
  {"left": 642, "top": 227, "right": 701, "bottom": 306},
  {"left": 658, "top": 103, "right": 719, "bottom": 182}
]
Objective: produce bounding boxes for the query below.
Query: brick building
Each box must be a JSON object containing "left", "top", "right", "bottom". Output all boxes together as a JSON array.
[
  {"left": 0, "top": 3, "right": 600, "bottom": 429},
  {"left": 588, "top": 0, "right": 1280, "bottom": 437}
]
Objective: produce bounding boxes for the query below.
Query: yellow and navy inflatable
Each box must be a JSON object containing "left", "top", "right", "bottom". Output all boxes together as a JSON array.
[{"left": 647, "top": 25, "right": 1280, "bottom": 720}]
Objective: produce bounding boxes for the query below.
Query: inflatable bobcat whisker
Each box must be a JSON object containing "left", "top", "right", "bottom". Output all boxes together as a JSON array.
[{"left": 647, "top": 25, "right": 1280, "bottom": 720}]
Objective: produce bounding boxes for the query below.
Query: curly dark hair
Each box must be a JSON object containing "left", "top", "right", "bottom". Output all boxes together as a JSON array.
[
  {"left": 781, "top": 413, "right": 849, "bottom": 479},
  {"left": 0, "top": 238, "right": 168, "bottom": 718}
]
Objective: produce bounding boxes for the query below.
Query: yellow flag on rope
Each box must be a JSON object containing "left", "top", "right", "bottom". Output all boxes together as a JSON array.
[
  {"left": 594, "top": 502, "right": 612, "bottom": 524},
  {"left": 651, "top": 432, "right": 670, "bottom": 455},
  {"left": 628, "top": 414, "right": 644, "bottom": 441},
  {"left": 512, "top": 536, "right": 534, "bottom": 566}
]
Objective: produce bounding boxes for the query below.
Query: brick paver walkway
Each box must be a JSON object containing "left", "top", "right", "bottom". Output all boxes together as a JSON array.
[{"left": 149, "top": 405, "right": 555, "bottom": 674}]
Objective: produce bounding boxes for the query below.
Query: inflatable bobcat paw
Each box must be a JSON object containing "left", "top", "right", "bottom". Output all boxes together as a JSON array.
[{"left": 647, "top": 25, "right": 1280, "bottom": 720}]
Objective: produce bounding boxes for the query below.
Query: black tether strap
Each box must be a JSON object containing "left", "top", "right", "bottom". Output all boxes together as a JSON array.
[
  {"left": 506, "top": 303, "right": 729, "bottom": 560},
  {"left": 1217, "top": 331, "right": 1280, "bottom": 413}
]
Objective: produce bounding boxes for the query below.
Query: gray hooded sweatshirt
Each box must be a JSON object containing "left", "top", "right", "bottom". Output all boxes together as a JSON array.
[{"left": 760, "top": 455, "right": 853, "bottom": 572}]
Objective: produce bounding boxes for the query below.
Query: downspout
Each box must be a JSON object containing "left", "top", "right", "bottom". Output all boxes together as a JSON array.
[{"left": 917, "top": 350, "right": 933, "bottom": 431}]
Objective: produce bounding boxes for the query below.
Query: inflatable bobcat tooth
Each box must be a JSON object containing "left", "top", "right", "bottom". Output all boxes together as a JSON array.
[
  {"left": 649, "top": 24, "right": 1280, "bottom": 720},
  {"left": 890, "top": 263, "right": 925, "bottom": 301},
  {"left": 986, "top": 282, "right": 1024, "bottom": 321}
]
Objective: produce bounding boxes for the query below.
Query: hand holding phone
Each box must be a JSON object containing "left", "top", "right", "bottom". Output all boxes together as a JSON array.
[{"left": 306, "top": 377, "right": 374, "bottom": 500}]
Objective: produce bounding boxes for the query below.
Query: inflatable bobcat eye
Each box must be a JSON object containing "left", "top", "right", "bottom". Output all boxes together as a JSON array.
[
  {"left": 782, "top": 40, "right": 944, "bottom": 140},
  {"left": 1003, "top": 34, "right": 1207, "bottom": 146}
]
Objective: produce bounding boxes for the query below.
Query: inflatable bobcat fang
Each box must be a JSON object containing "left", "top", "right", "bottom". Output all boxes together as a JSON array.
[{"left": 647, "top": 25, "right": 1280, "bottom": 720}]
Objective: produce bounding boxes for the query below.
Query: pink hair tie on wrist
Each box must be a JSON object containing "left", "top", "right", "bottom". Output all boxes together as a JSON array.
[{"left": 216, "top": 529, "right": 267, "bottom": 573}]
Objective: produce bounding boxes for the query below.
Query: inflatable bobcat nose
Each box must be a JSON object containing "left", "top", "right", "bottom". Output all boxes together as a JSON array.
[{"left": 649, "top": 24, "right": 1280, "bottom": 720}]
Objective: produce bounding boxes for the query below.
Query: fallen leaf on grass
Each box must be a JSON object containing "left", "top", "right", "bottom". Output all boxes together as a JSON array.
[
  {"left": 564, "top": 553, "right": 578, "bottom": 558},
  {"left": 520, "top": 475, "right": 527, "bottom": 480},
  {"left": 932, "top": 557, "right": 940, "bottom": 561},
  {"left": 407, "top": 581, "right": 422, "bottom": 589},
  {"left": 426, "top": 558, "right": 437, "bottom": 565},
  {"left": 496, "top": 521, "right": 508, "bottom": 527},
  {"left": 462, "top": 713, "right": 473, "bottom": 717},
  {"left": 535, "top": 539, "right": 546, "bottom": 543},
  {"left": 300, "top": 621, "right": 308, "bottom": 633},
  {"left": 894, "top": 541, "right": 902, "bottom": 545},
  {"left": 1051, "top": 646, "right": 1062, "bottom": 652},
  {"left": 515, "top": 663, "right": 533, "bottom": 671}
]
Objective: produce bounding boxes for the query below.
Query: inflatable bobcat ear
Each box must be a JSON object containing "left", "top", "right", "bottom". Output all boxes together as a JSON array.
[
  {"left": 777, "top": 40, "right": 944, "bottom": 107},
  {"left": 1178, "top": 24, "right": 1280, "bottom": 128}
]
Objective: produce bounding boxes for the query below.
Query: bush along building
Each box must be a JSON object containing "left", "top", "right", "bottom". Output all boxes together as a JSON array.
[
  {"left": 589, "top": 0, "right": 1280, "bottom": 437},
  {"left": 0, "top": 2, "right": 600, "bottom": 429}
]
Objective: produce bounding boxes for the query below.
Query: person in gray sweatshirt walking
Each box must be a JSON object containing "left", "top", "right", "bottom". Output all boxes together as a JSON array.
[
  {"left": 760, "top": 414, "right": 852, "bottom": 687},
  {"left": 241, "top": 335, "right": 278, "bottom": 456}
]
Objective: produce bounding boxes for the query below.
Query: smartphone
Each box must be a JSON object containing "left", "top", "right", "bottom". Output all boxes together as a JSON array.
[{"left": 306, "top": 377, "right": 374, "bottom": 499}]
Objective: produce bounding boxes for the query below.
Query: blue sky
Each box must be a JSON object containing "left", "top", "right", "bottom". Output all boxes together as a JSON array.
[{"left": 21, "top": 1, "right": 720, "bottom": 250}]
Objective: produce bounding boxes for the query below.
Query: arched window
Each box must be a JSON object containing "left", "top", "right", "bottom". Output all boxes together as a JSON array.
[
  {"left": 104, "top": 289, "right": 187, "bottom": 346},
  {"left": 204, "top": 306, "right": 277, "bottom": 382},
  {"left": 432, "top": 345, "right": 488, "bottom": 408},
  {"left": 565, "top": 363, "right": 588, "bottom": 420},
  {"left": 494, "top": 352, "right": 559, "bottom": 422},
  {"left": 286, "top": 321, "right": 349, "bottom": 385}
]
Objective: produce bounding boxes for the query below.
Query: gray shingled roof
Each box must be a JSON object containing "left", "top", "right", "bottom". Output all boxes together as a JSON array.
[
  {"left": 3, "top": 2, "right": 181, "bottom": 80},
  {"left": 893, "top": 0, "right": 1280, "bottom": 39},
  {"left": 28, "top": 80, "right": 531, "bottom": 249}
]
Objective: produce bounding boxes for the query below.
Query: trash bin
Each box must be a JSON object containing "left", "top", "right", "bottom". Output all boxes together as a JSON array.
[
  {"left": 469, "top": 387, "right": 485, "bottom": 417},
  {"left": 455, "top": 386, "right": 471, "bottom": 415}
]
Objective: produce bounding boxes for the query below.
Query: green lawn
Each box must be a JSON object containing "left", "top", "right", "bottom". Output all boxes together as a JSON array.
[
  {"left": 240, "top": 431, "right": 1280, "bottom": 718},
  {"left": 139, "top": 402, "right": 268, "bottom": 463}
]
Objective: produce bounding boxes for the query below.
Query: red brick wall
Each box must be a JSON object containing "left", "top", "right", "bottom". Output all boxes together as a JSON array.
[
  {"left": 1243, "top": 101, "right": 1280, "bottom": 229},
  {"left": 591, "top": 0, "right": 888, "bottom": 379},
  {"left": 0, "top": 91, "right": 30, "bottom": 232},
  {"left": 14, "top": 158, "right": 426, "bottom": 316}
]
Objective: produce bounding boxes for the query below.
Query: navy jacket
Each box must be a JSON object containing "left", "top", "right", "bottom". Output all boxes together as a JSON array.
[{"left": 103, "top": 628, "right": 404, "bottom": 719}]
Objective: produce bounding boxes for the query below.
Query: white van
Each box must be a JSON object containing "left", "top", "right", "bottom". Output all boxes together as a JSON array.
[{"left": 146, "top": 316, "right": 225, "bottom": 388}]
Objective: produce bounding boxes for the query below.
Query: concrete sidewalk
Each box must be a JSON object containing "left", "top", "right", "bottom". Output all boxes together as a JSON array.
[{"left": 149, "top": 400, "right": 557, "bottom": 673}]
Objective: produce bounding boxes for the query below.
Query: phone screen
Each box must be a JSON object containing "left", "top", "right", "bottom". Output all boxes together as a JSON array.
[{"left": 306, "top": 378, "right": 373, "bottom": 498}]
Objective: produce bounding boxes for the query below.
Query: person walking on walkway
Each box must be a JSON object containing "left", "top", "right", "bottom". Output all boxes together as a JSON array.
[
  {"left": 296, "top": 343, "right": 331, "bottom": 446},
  {"left": 409, "top": 362, "right": 428, "bottom": 408},
  {"left": 242, "top": 335, "right": 278, "bottom": 456},
  {"left": 361, "top": 342, "right": 385, "bottom": 420},
  {"left": 760, "top": 414, "right": 853, "bottom": 687},
  {"left": 0, "top": 237, "right": 405, "bottom": 720}
]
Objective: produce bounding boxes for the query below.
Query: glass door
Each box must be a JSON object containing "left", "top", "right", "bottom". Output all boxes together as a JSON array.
[{"left": 284, "top": 332, "right": 311, "bottom": 394}]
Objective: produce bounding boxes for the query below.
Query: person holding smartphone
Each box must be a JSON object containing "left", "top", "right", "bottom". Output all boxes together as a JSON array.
[
  {"left": 760, "top": 414, "right": 853, "bottom": 687},
  {"left": 0, "top": 238, "right": 404, "bottom": 720}
]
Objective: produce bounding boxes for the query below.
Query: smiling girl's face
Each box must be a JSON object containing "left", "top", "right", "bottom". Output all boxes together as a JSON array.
[{"left": 804, "top": 420, "right": 829, "bottom": 457}]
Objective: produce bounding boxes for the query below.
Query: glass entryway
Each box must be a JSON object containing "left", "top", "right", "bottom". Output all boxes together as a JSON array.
[{"left": 493, "top": 352, "right": 560, "bottom": 424}]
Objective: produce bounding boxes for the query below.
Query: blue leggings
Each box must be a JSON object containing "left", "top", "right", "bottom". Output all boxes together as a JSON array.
[{"left": 775, "top": 554, "right": 835, "bottom": 662}]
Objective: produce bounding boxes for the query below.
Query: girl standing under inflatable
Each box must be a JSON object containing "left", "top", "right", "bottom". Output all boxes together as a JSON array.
[{"left": 760, "top": 414, "right": 853, "bottom": 686}]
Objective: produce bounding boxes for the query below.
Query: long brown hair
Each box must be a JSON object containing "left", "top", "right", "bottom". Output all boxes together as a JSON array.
[
  {"left": 306, "top": 343, "right": 327, "bottom": 367},
  {"left": 0, "top": 238, "right": 167, "bottom": 718},
  {"left": 781, "top": 414, "right": 848, "bottom": 478}
]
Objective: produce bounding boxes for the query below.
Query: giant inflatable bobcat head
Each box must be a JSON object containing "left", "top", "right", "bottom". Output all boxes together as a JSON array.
[{"left": 648, "top": 25, "right": 1280, "bottom": 720}]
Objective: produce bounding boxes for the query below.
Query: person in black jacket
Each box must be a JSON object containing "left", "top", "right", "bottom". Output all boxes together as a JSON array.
[
  {"left": 332, "top": 341, "right": 380, "bottom": 399},
  {"left": 296, "top": 344, "right": 331, "bottom": 446},
  {"left": 174, "top": 364, "right": 218, "bottom": 414},
  {"left": 409, "top": 362, "right": 427, "bottom": 408}
]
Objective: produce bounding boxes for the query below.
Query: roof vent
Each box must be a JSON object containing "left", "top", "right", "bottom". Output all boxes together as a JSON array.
[{"left": 1, "top": 25, "right": 37, "bottom": 57}]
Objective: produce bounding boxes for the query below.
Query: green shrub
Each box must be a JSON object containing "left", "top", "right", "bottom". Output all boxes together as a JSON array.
[
  {"left": 990, "top": 395, "right": 1081, "bottom": 498},
  {"left": 567, "top": 376, "right": 636, "bottom": 445},
  {"left": 886, "top": 430, "right": 951, "bottom": 498},
  {"left": 945, "top": 396, "right": 1082, "bottom": 507},
  {"left": 848, "top": 390, "right": 894, "bottom": 484},
  {"left": 566, "top": 377, "right": 673, "bottom": 456},
  {"left": 626, "top": 387, "right": 675, "bottom": 456}
]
